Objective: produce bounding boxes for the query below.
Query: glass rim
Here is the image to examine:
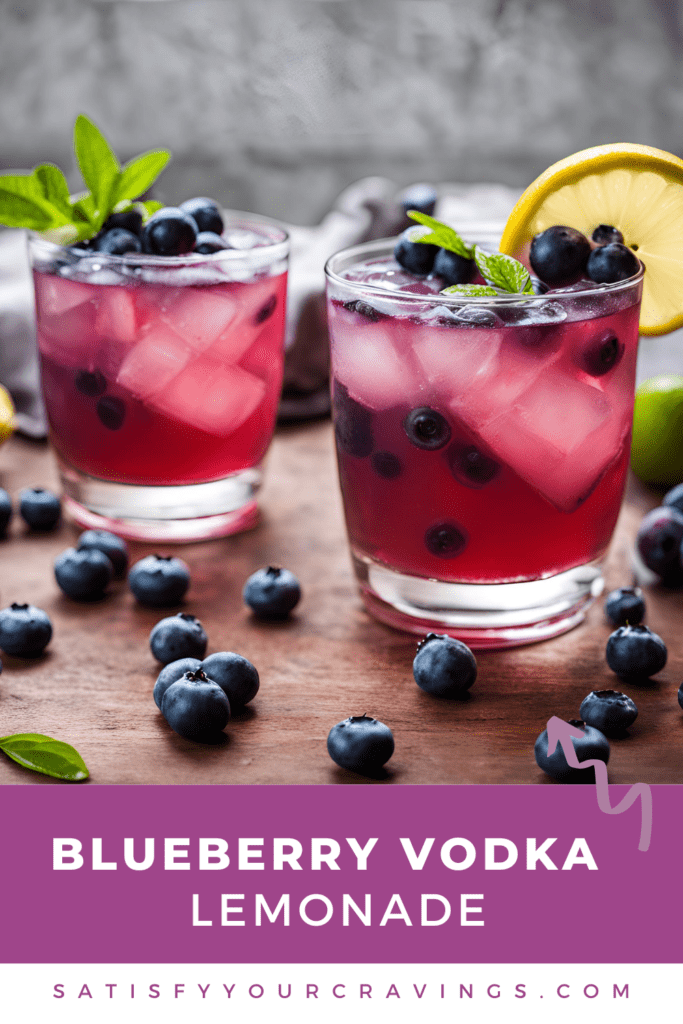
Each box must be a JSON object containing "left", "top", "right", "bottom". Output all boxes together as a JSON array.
[
  {"left": 324, "top": 236, "right": 645, "bottom": 306},
  {"left": 27, "top": 208, "right": 289, "bottom": 267}
]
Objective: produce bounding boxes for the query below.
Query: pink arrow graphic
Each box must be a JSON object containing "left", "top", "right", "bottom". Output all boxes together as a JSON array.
[{"left": 545, "top": 716, "right": 653, "bottom": 852}]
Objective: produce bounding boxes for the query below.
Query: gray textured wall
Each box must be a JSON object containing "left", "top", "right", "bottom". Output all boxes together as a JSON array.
[{"left": 2, "top": 0, "right": 683, "bottom": 224}]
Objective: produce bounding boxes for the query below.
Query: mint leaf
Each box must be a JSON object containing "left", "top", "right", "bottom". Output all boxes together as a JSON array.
[
  {"left": 34, "top": 163, "right": 73, "bottom": 218},
  {"left": 0, "top": 733, "right": 89, "bottom": 782},
  {"left": 113, "top": 150, "right": 170, "bottom": 206},
  {"left": 73, "top": 114, "right": 120, "bottom": 231},
  {"left": 474, "top": 247, "right": 534, "bottom": 294},
  {"left": 0, "top": 174, "right": 62, "bottom": 229},
  {"left": 441, "top": 283, "right": 500, "bottom": 297},
  {"left": 407, "top": 210, "right": 474, "bottom": 259},
  {"left": 138, "top": 199, "right": 163, "bottom": 218}
]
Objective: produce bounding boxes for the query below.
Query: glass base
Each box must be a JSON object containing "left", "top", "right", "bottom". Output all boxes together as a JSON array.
[
  {"left": 352, "top": 552, "right": 605, "bottom": 649},
  {"left": 58, "top": 459, "right": 263, "bottom": 542}
]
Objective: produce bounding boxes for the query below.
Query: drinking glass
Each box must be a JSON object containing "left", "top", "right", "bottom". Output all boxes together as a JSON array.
[
  {"left": 325, "top": 239, "right": 643, "bottom": 648},
  {"left": 29, "top": 214, "right": 288, "bottom": 541}
]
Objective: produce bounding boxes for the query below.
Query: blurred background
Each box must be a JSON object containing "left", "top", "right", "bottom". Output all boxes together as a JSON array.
[{"left": 2, "top": 0, "right": 683, "bottom": 222}]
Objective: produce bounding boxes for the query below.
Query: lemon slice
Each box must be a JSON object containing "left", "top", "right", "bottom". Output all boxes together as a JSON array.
[
  {"left": 0, "top": 384, "right": 14, "bottom": 445},
  {"left": 499, "top": 143, "right": 683, "bottom": 335}
]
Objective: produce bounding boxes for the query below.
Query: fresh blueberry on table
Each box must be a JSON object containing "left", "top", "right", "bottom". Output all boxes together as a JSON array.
[
  {"left": 77, "top": 529, "right": 129, "bottom": 578},
  {"left": 141, "top": 207, "right": 198, "bottom": 256},
  {"left": 161, "top": 669, "right": 230, "bottom": 742},
  {"left": 586, "top": 242, "right": 640, "bottom": 283},
  {"left": 606, "top": 624, "right": 668, "bottom": 680},
  {"left": 0, "top": 603, "right": 52, "bottom": 657},
  {"left": 636, "top": 506, "right": 683, "bottom": 582},
  {"left": 327, "top": 714, "right": 394, "bottom": 773},
  {"left": 19, "top": 487, "right": 61, "bottom": 531},
  {"left": 243, "top": 566, "right": 301, "bottom": 619},
  {"left": 149, "top": 613, "right": 208, "bottom": 665},
  {"left": 0, "top": 488, "right": 12, "bottom": 535},
  {"left": 432, "top": 247, "right": 476, "bottom": 285},
  {"left": 404, "top": 407, "right": 451, "bottom": 450},
  {"left": 179, "top": 197, "right": 224, "bottom": 236},
  {"left": 394, "top": 226, "right": 439, "bottom": 275},
  {"left": 333, "top": 381, "right": 374, "bottom": 458},
  {"left": 413, "top": 633, "right": 477, "bottom": 698},
  {"left": 579, "top": 689, "right": 638, "bottom": 736},
  {"left": 54, "top": 547, "right": 114, "bottom": 601},
  {"left": 153, "top": 657, "right": 202, "bottom": 710},
  {"left": 201, "top": 651, "right": 260, "bottom": 707},
  {"left": 193, "top": 231, "right": 228, "bottom": 254},
  {"left": 529, "top": 225, "right": 591, "bottom": 287},
  {"left": 604, "top": 586, "right": 646, "bottom": 626},
  {"left": 534, "top": 719, "right": 610, "bottom": 782},
  {"left": 128, "top": 554, "right": 191, "bottom": 606},
  {"left": 91, "top": 228, "right": 142, "bottom": 255},
  {"left": 591, "top": 224, "right": 624, "bottom": 246}
]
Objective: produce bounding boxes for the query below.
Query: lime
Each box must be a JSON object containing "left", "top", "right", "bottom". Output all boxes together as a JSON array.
[
  {"left": 631, "top": 375, "right": 683, "bottom": 485},
  {"left": 499, "top": 143, "right": 683, "bottom": 335},
  {"left": 0, "top": 384, "right": 14, "bottom": 445}
]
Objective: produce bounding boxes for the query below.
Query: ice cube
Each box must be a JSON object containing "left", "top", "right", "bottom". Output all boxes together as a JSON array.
[
  {"left": 412, "top": 320, "right": 502, "bottom": 396},
  {"left": 160, "top": 288, "right": 238, "bottom": 354},
  {"left": 33, "top": 273, "right": 93, "bottom": 316},
  {"left": 478, "top": 373, "right": 628, "bottom": 512},
  {"left": 224, "top": 228, "right": 262, "bottom": 250},
  {"left": 331, "top": 318, "right": 423, "bottom": 410},
  {"left": 148, "top": 357, "right": 266, "bottom": 436},
  {"left": 37, "top": 303, "right": 99, "bottom": 368},
  {"left": 451, "top": 306, "right": 503, "bottom": 327},
  {"left": 209, "top": 278, "right": 282, "bottom": 363},
  {"left": 95, "top": 286, "right": 138, "bottom": 344},
  {"left": 505, "top": 300, "right": 567, "bottom": 326},
  {"left": 116, "top": 321, "right": 191, "bottom": 399}
]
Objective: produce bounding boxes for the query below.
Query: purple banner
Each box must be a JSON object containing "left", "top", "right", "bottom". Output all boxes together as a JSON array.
[{"left": 0, "top": 784, "right": 679, "bottom": 964}]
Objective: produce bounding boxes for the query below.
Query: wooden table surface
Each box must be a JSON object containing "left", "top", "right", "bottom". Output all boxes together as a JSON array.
[{"left": 0, "top": 421, "right": 681, "bottom": 786}]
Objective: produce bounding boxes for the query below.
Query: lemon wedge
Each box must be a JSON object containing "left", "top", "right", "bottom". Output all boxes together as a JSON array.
[
  {"left": 0, "top": 384, "right": 14, "bottom": 445},
  {"left": 499, "top": 143, "right": 683, "bottom": 335}
]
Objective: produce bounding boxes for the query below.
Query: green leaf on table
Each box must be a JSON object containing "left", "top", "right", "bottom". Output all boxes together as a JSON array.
[
  {"left": 441, "top": 283, "right": 501, "bottom": 297},
  {"left": 73, "top": 114, "right": 120, "bottom": 229},
  {"left": 33, "top": 163, "right": 73, "bottom": 218},
  {"left": 0, "top": 733, "right": 89, "bottom": 781},
  {"left": 113, "top": 150, "right": 170, "bottom": 206},
  {"left": 474, "top": 247, "right": 534, "bottom": 294},
  {"left": 407, "top": 210, "right": 475, "bottom": 259},
  {"left": 0, "top": 174, "right": 62, "bottom": 229}
]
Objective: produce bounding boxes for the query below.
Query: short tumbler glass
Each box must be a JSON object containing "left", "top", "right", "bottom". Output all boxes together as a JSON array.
[
  {"left": 325, "top": 239, "right": 644, "bottom": 648},
  {"left": 29, "top": 214, "right": 288, "bottom": 541}
]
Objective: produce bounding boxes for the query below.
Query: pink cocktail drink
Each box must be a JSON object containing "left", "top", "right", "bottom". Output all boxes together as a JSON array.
[
  {"left": 325, "top": 240, "right": 643, "bottom": 647},
  {"left": 30, "top": 217, "right": 288, "bottom": 540}
]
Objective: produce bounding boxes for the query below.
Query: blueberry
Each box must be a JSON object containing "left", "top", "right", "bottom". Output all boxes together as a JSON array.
[
  {"left": 678, "top": 683, "right": 683, "bottom": 711},
  {"left": 128, "top": 554, "right": 191, "bottom": 606},
  {"left": 579, "top": 689, "right": 638, "bottom": 736},
  {"left": 255, "top": 295, "right": 277, "bottom": 324},
  {"left": 333, "top": 381, "right": 373, "bottom": 458},
  {"left": 394, "top": 227, "right": 439, "bottom": 275},
  {"left": 636, "top": 506, "right": 683, "bottom": 582},
  {"left": 19, "top": 487, "right": 61, "bottom": 531},
  {"left": 398, "top": 183, "right": 437, "bottom": 217},
  {"left": 161, "top": 669, "right": 230, "bottom": 741},
  {"left": 448, "top": 443, "right": 499, "bottom": 487},
  {"left": 0, "top": 603, "right": 52, "bottom": 657},
  {"left": 193, "top": 231, "right": 227, "bottom": 254},
  {"left": 534, "top": 719, "right": 610, "bottom": 781},
  {"left": 0, "top": 488, "right": 12, "bottom": 535},
  {"left": 342, "top": 299, "right": 385, "bottom": 322},
  {"left": 54, "top": 547, "right": 114, "bottom": 601},
  {"left": 604, "top": 586, "right": 645, "bottom": 626},
  {"left": 243, "top": 566, "right": 301, "bottom": 619},
  {"left": 606, "top": 624, "right": 667, "bottom": 680},
  {"left": 413, "top": 633, "right": 477, "bottom": 698},
  {"left": 591, "top": 224, "right": 624, "bottom": 246},
  {"left": 586, "top": 243, "right": 640, "bottom": 283},
  {"left": 425, "top": 521, "right": 467, "bottom": 558},
  {"left": 662, "top": 482, "right": 683, "bottom": 516},
  {"left": 77, "top": 529, "right": 129, "bottom": 578},
  {"left": 103, "top": 210, "right": 144, "bottom": 236},
  {"left": 141, "top": 207, "right": 198, "bottom": 256},
  {"left": 371, "top": 451, "right": 402, "bottom": 479},
  {"left": 577, "top": 331, "right": 623, "bottom": 377},
  {"left": 326, "top": 714, "right": 394, "bottom": 773},
  {"left": 149, "top": 612, "right": 208, "bottom": 665},
  {"left": 91, "top": 228, "right": 141, "bottom": 255},
  {"left": 529, "top": 225, "right": 591, "bottom": 287},
  {"left": 201, "top": 651, "right": 260, "bottom": 707},
  {"left": 432, "top": 248, "right": 476, "bottom": 285},
  {"left": 97, "top": 396, "right": 126, "bottom": 431},
  {"left": 153, "top": 657, "right": 202, "bottom": 710},
  {"left": 75, "top": 369, "right": 107, "bottom": 397},
  {"left": 404, "top": 407, "right": 451, "bottom": 450},
  {"left": 179, "top": 197, "right": 224, "bottom": 236}
]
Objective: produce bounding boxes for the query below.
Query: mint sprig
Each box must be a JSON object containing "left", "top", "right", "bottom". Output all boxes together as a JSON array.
[
  {"left": 474, "top": 246, "right": 534, "bottom": 294},
  {"left": 0, "top": 733, "right": 89, "bottom": 781},
  {"left": 0, "top": 114, "right": 170, "bottom": 243},
  {"left": 442, "top": 284, "right": 501, "bottom": 297},
  {"left": 407, "top": 210, "right": 474, "bottom": 260}
]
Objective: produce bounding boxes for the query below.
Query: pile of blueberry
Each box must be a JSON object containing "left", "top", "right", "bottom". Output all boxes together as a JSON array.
[
  {"left": 529, "top": 224, "right": 640, "bottom": 288},
  {"left": 0, "top": 486, "right": 61, "bottom": 534},
  {"left": 80, "top": 197, "right": 228, "bottom": 258},
  {"left": 635, "top": 484, "right": 683, "bottom": 586}
]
